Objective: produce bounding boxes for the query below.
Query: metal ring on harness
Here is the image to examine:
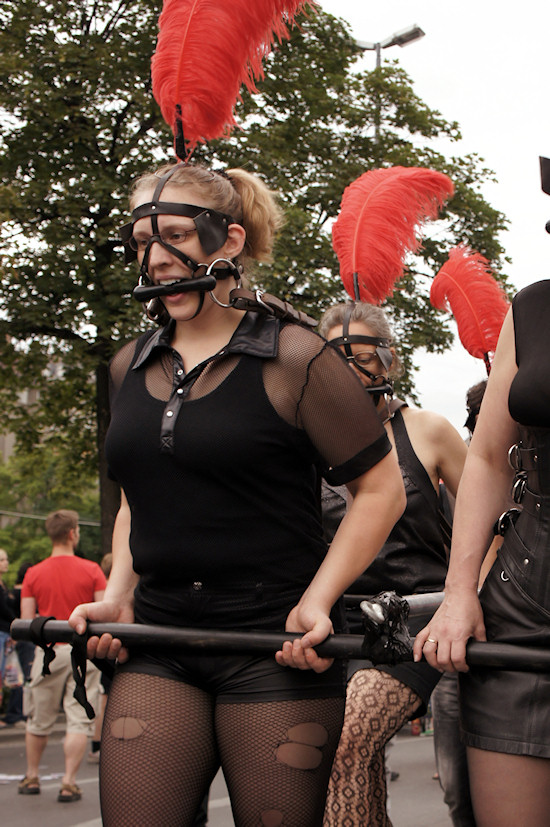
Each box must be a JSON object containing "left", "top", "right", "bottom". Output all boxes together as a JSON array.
[
  {"left": 207, "top": 258, "right": 242, "bottom": 308},
  {"left": 512, "top": 473, "right": 527, "bottom": 504}
]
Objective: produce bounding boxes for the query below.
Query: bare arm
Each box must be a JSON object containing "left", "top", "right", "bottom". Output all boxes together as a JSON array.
[
  {"left": 434, "top": 418, "right": 468, "bottom": 498},
  {"left": 70, "top": 489, "right": 138, "bottom": 662},
  {"left": 20, "top": 596, "right": 37, "bottom": 621},
  {"left": 414, "top": 309, "right": 520, "bottom": 671},
  {"left": 403, "top": 407, "right": 467, "bottom": 497},
  {"left": 276, "top": 449, "right": 406, "bottom": 672}
]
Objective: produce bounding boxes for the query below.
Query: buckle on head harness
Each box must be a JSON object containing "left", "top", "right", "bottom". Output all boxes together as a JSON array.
[{"left": 328, "top": 301, "right": 393, "bottom": 395}]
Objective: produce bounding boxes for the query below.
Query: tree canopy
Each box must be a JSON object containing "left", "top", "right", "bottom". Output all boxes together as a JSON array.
[{"left": 0, "top": 1, "right": 510, "bottom": 555}]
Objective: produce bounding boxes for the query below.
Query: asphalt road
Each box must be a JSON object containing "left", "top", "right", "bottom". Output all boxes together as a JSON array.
[{"left": 0, "top": 720, "right": 451, "bottom": 826}]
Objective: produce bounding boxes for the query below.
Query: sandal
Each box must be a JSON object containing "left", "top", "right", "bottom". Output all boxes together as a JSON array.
[
  {"left": 18, "top": 776, "right": 40, "bottom": 795},
  {"left": 58, "top": 782, "right": 82, "bottom": 802}
]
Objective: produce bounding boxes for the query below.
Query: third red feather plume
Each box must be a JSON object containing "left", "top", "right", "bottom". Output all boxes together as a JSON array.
[{"left": 430, "top": 245, "right": 510, "bottom": 372}]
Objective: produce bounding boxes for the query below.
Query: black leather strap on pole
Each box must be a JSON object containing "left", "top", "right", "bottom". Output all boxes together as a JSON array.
[
  {"left": 28, "top": 615, "right": 57, "bottom": 675},
  {"left": 70, "top": 630, "right": 95, "bottom": 720}
]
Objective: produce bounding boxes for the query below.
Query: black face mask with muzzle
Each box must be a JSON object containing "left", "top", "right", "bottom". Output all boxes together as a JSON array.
[
  {"left": 328, "top": 303, "right": 394, "bottom": 400},
  {"left": 119, "top": 166, "right": 242, "bottom": 319}
]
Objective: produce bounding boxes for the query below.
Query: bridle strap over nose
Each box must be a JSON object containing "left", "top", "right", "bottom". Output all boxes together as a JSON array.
[
  {"left": 126, "top": 165, "right": 241, "bottom": 321},
  {"left": 328, "top": 301, "right": 394, "bottom": 396},
  {"left": 120, "top": 164, "right": 235, "bottom": 265},
  {"left": 329, "top": 303, "right": 393, "bottom": 375}
]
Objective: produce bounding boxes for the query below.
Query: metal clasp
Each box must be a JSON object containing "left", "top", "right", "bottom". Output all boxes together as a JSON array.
[
  {"left": 512, "top": 473, "right": 527, "bottom": 504},
  {"left": 254, "top": 290, "right": 274, "bottom": 314},
  {"left": 508, "top": 443, "right": 521, "bottom": 471},
  {"left": 494, "top": 507, "right": 521, "bottom": 537}
]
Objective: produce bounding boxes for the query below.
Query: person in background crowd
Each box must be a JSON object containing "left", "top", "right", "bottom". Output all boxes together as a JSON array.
[
  {"left": 0, "top": 549, "right": 16, "bottom": 723},
  {"left": 429, "top": 380, "right": 489, "bottom": 827},
  {"left": 2, "top": 562, "right": 35, "bottom": 727},
  {"left": 18, "top": 510, "right": 105, "bottom": 803}
]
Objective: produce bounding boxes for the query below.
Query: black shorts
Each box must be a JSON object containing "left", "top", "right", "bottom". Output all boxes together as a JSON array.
[
  {"left": 460, "top": 554, "right": 550, "bottom": 758},
  {"left": 346, "top": 608, "right": 441, "bottom": 717},
  {"left": 118, "top": 582, "right": 348, "bottom": 703}
]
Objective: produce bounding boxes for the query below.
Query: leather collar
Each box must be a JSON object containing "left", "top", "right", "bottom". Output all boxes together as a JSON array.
[{"left": 132, "top": 311, "right": 280, "bottom": 372}]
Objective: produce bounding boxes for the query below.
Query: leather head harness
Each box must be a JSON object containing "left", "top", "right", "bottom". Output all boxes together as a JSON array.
[
  {"left": 119, "top": 165, "right": 242, "bottom": 321},
  {"left": 328, "top": 302, "right": 394, "bottom": 399}
]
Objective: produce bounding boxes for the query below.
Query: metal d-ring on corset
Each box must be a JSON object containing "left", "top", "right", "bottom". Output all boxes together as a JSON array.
[
  {"left": 498, "top": 429, "right": 550, "bottom": 607},
  {"left": 507, "top": 439, "right": 544, "bottom": 516}
]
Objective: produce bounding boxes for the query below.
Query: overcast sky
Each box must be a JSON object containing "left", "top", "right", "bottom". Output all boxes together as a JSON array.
[{"left": 320, "top": 0, "right": 550, "bottom": 434}]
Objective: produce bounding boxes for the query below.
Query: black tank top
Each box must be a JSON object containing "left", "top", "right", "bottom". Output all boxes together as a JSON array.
[
  {"left": 348, "top": 407, "right": 447, "bottom": 597},
  {"left": 107, "top": 348, "right": 329, "bottom": 594},
  {"left": 509, "top": 279, "right": 550, "bottom": 427}
]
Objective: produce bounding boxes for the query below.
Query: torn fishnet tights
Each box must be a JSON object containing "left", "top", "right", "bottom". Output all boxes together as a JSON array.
[
  {"left": 324, "top": 669, "right": 421, "bottom": 827},
  {"left": 100, "top": 671, "right": 345, "bottom": 827}
]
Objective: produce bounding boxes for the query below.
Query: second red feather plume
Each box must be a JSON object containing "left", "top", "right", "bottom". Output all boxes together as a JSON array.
[
  {"left": 430, "top": 245, "right": 510, "bottom": 371},
  {"left": 332, "top": 166, "right": 454, "bottom": 304}
]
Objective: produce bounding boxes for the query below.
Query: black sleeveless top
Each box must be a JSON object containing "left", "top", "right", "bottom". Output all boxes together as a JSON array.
[
  {"left": 347, "top": 407, "right": 448, "bottom": 599},
  {"left": 337, "top": 406, "right": 447, "bottom": 706},
  {"left": 105, "top": 313, "right": 391, "bottom": 623}
]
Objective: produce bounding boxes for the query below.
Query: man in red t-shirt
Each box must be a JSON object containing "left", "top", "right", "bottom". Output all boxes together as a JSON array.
[{"left": 18, "top": 510, "right": 106, "bottom": 803}]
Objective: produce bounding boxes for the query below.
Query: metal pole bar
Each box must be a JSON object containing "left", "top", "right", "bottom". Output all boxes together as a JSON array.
[
  {"left": 11, "top": 619, "right": 550, "bottom": 672},
  {"left": 344, "top": 592, "right": 445, "bottom": 616}
]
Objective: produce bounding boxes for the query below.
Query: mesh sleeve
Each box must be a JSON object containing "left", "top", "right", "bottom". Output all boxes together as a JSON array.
[
  {"left": 109, "top": 339, "right": 139, "bottom": 405},
  {"left": 299, "top": 341, "right": 391, "bottom": 483},
  {"left": 265, "top": 325, "right": 391, "bottom": 484}
]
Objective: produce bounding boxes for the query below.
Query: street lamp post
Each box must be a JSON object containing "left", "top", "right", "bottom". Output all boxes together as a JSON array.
[
  {"left": 357, "top": 24, "right": 425, "bottom": 68},
  {"left": 356, "top": 24, "right": 425, "bottom": 142}
]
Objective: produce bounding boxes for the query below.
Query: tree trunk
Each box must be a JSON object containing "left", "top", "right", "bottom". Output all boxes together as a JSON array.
[{"left": 96, "top": 360, "right": 120, "bottom": 557}]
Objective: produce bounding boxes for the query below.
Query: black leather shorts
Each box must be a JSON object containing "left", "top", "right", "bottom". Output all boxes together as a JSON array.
[
  {"left": 459, "top": 552, "right": 550, "bottom": 757},
  {"left": 118, "top": 582, "right": 348, "bottom": 703}
]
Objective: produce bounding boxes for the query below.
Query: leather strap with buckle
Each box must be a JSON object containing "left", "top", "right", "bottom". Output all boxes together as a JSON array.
[
  {"left": 229, "top": 287, "right": 317, "bottom": 328},
  {"left": 508, "top": 443, "right": 538, "bottom": 472}
]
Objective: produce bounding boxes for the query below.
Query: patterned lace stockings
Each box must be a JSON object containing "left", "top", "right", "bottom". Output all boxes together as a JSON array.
[
  {"left": 324, "top": 669, "right": 421, "bottom": 827},
  {"left": 99, "top": 671, "right": 345, "bottom": 827}
]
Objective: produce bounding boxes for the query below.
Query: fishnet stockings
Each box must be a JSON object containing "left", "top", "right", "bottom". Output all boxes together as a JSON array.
[
  {"left": 324, "top": 670, "right": 421, "bottom": 827},
  {"left": 100, "top": 671, "right": 345, "bottom": 827}
]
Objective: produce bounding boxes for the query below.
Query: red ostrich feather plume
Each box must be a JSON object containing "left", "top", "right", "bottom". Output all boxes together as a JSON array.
[
  {"left": 332, "top": 166, "right": 454, "bottom": 304},
  {"left": 430, "top": 245, "right": 510, "bottom": 373},
  {"left": 151, "top": 0, "right": 314, "bottom": 157}
]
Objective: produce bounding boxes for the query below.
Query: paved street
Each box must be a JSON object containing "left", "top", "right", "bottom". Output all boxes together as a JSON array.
[{"left": 0, "top": 719, "right": 451, "bottom": 825}]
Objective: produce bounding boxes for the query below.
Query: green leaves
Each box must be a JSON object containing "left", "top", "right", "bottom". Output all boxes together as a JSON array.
[{"left": 0, "top": 2, "right": 510, "bottom": 542}]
